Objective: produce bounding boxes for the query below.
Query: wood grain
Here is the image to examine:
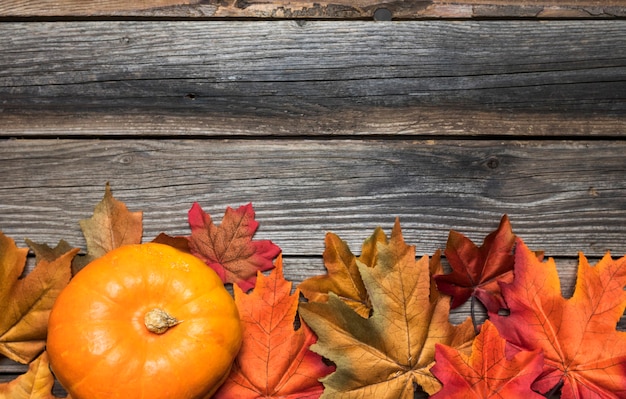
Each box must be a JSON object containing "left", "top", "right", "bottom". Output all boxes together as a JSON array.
[
  {"left": 1, "top": 139, "right": 624, "bottom": 257},
  {"left": 1, "top": 20, "right": 626, "bottom": 137},
  {"left": 0, "top": 0, "right": 624, "bottom": 18}
]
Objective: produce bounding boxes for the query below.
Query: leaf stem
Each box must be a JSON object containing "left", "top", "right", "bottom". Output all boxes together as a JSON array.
[{"left": 470, "top": 295, "right": 479, "bottom": 334}]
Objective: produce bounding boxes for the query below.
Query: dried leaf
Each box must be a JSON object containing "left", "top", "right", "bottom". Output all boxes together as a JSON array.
[
  {"left": 299, "top": 228, "right": 386, "bottom": 318},
  {"left": 0, "top": 233, "right": 78, "bottom": 363},
  {"left": 431, "top": 320, "right": 544, "bottom": 398},
  {"left": 490, "top": 239, "right": 626, "bottom": 399},
  {"left": 77, "top": 182, "right": 142, "bottom": 268},
  {"left": 151, "top": 232, "right": 190, "bottom": 253},
  {"left": 299, "top": 220, "right": 475, "bottom": 398},
  {"left": 0, "top": 351, "right": 66, "bottom": 399},
  {"left": 214, "top": 255, "right": 333, "bottom": 399},
  {"left": 187, "top": 202, "right": 281, "bottom": 291},
  {"left": 24, "top": 239, "right": 74, "bottom": 264},
  {"left": 434, "top": 215, "right": 516, "bottom": 312}
]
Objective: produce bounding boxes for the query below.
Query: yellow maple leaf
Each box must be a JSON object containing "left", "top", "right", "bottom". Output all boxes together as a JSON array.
[
  {"left": 0, "top": 351, "right": 67, "bottom": 398},
  {"left": 0, "top": 233, "right": 78, "bottom": 364},
  {"left": 299, "top": 228, "right": 387, "bottom": 318},
  {"left": 299, "top": 220, "right": 475, "bottom": 398}
]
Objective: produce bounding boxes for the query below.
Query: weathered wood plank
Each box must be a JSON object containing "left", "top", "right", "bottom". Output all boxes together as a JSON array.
[
  {"left": 1, "top": 139, "right": 624, "bottom": 258},
  {"left": 0, "top": 0, "right": 624, "bottom": 18},
  {"left": 1, "top": 21, "right": 626, "bottom": 137}
]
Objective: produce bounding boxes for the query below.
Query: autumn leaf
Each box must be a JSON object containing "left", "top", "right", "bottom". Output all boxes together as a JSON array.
[
  {"left": 434, "top": 215, "right": 516, "bottom": 313},
  {"left": 0, "top": 233, "right": 78, "bottom": 364},
  {"left": 299, "top": 220, "right": 475, "bottom": 398},
  {"left": 76, "top": 182, "right": 142, "bottom": 269},
  {"left": 490, "top": 238, "right": 626, "bottom": 399},
  {"left": 299, "top": 228, "right": 387, "bottom": 318},
  {"left": 431, "top": 320, "right": 544, "bottom": 398},
  {"left": 24, "top": 239, "right": 75, "bottom": 264},
  {"left": 187, "top": 202, "right": 281, "bottom": 291},
  {"left": 213, "top": 255, "right": 334, "bottom": 399},
  {"left": 151, "top": 232, "right": 190, "bottom": 253},
  {"left": 0, "top": 351, "right": 66, "bottom": 399}
]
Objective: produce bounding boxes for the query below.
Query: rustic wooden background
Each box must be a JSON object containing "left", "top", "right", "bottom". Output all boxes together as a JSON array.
[{"left": 1, "top": 1, "right": 626, "bottom": 397}]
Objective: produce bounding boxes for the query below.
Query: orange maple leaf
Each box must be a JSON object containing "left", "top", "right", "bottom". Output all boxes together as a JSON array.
[
  {"left": 213, "top": 255, "right": 334, "bottom": 398},
  {"left": 431, "top": 320, "right": 544, "bottom": 398},
  {"left": 490, "top": 238, "right": 626, "bottom": 398},
  {"left": 187, "top": 202, "right": 280, "bottom": 291},
  {"left": 0, "top": 233, "right": 78, "bottom": 364}
]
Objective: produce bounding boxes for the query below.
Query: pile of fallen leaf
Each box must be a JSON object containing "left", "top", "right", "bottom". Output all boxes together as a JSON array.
[{"left": 1, "top": 183, "right": 626, "bottom": 399}]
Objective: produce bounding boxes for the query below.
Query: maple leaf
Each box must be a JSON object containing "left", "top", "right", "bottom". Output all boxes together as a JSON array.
[
  {"left": 213, "top": 255, "right": 334, "bottom": 399},
  {"left": 299, "top": 228, "right": 387, "bottom": 318},
  {"left": 299, "top": 220, "right": 475, "bottom": 398},
  {"left": 431, "top": 320, "right": 545, "bottom": 398},
  {"left": 490, "top": 238, "right": 626, "bottom": 399},
  {"left": 0, "top": 351, "right": 66, "bottom": 399},
  {"left": 76, "top": 182, "right": 142, "bottom": 270},
  {"left": 187, "top": 202, "right": 281, "bottom": 291},
  {"left": 0, "top": 233, "right": 78, "bottom": 363},
  {"left": 434, "top": 215, "right": 516, "bottom": 313},
  {"left": 151, "top": 232, "right": 190, "bottom": 253}
]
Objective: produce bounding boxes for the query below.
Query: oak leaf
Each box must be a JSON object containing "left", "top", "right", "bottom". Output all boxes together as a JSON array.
[
  {"left": 299, "top": 228, "right": 387, "bottom": 318},
  {"left": 434, "top": 215, "right": 516, "bottom": 313},
  {"left": 187, "top": 202, "right": 280, "bottom": 291},
  {"left": 0, "top": 351, "right": 66, "bottom": 399},
  {"left": 299, "top": 220, "right": 475, "bottom": 398},
  {"left": 431, "top": 320, "right": 544, "bottom": 398},
  {"left": 213, "top": 255, "right": 334, "bottom": 399},
  {"left": 76, "top": 182, "right": 142, "bottom": 269},
  {"left": 490, "top": 238, "right": 626, "bottom": 399},
  {"left": 0, "top": 233, "right": 78, "bottom": 363}
]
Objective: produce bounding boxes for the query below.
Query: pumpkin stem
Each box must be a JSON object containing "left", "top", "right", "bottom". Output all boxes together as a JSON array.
[{"left": 144, "top": 308, "right": 182, "bottom": 334}]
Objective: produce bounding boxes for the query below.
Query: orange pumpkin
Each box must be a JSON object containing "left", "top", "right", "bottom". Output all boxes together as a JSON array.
[{"left": 47, "top": 243, "right": 242, "bottom": 399}]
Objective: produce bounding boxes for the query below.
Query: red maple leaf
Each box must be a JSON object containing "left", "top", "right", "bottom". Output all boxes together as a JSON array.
[
  {"left": 434, "top": 215, "right": 516, "bottom": 313},
  {"left": 490, "top": 238, "right": 626, "bottom": 398},
  {"left": 213, "top": 255, "right": 334, "bottom": 398},
  {"left": 431, "top": 320, "right": 544, "bottom": 398},
  {"left": 187, "top": 202, "right": 281, "bottom": 291}
]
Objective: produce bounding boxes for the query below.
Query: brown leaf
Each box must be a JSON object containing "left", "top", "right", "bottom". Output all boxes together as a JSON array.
[
  {"left": 151, "top": 232, "right": 190, "bottom": 253},
  {"left": 77, "top": 182, "right": 142, "bottom": 268},
  {"left": 0, "top": 351, "right": 66, "bottom": 398},
  {"left": 299, "top": 220, "right": 475, "bottom": 398},
  {"left": 0, "top": 233, "right": 78, "bottom": 363},
  {"left": 299, "top": 228, "right": 386, "bottom": 318},
  {"left": 434, "top": 215, "right": 516, "bottom": 312},
  {"left": 25, "top": 239, "right": 79, "bottom": 276}
]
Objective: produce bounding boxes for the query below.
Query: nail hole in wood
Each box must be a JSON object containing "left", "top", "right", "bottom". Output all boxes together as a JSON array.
[{"left": 373, "top": 8, "right": 392, "bottom": 21}]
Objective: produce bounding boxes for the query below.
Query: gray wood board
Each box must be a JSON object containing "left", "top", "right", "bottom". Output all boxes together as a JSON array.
[
  {"left": 1, "top": 0, "right": 625, "bottom": 18},
  {"left": 1, "top": 20, "right": 625, "bottom": 137},
  {"left": 1, "top": 138, "right": 624, "bottom": 257}
]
